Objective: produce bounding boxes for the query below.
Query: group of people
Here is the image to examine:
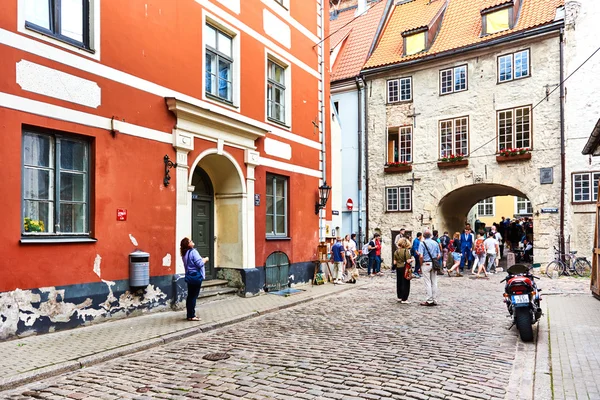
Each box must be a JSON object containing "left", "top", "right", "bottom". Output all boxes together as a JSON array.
[
  {"left": 330, "top": 233, "right": 360, "bottom": 284},
  {"left": 491, "top": 216, "right": 534, "bottom": 263}
]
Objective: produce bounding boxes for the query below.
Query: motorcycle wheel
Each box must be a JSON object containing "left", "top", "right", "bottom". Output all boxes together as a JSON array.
[{"left": 515, "top": 308, "right": 534, "bottom": 342}]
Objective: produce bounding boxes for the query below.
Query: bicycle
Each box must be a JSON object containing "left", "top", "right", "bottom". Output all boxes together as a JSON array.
[
  {"left": 356, "top": 254, "right": 369, "bottom": 269},
  {"left": 545, "top": 246, "right": 591, "bottom": 278}
]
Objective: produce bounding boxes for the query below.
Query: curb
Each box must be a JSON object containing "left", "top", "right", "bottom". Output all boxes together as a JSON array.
[{"left": 0, "top": 281, "right": 366, "bottom": 393}]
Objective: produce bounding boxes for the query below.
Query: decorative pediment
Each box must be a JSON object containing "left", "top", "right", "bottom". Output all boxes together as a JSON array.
[{"left": 166, "top": 97, "right": 267, "bottom": 151}]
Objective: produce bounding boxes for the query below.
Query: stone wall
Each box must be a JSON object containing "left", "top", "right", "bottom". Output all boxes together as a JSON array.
[{"left": 366, "top": 34, "right": 563, "bottom": 264}]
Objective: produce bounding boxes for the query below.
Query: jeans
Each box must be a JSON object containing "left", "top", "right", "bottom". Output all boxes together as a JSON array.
[
  {"left": 413, "top": 256, "right": 421, "bottom": 275},
  {"left": 486, "top": 254, "right": 497, "bottom": 272},
  {"left": 396, "top": 266, "right": 411, "bottom": 301},
  {"left": 186, "top": 281, "right": 203, "bottom": 319},
  {"left": 368, "top": 255, "right": 381, "bottom": 275},
  {"left": 421, "top": 262, "right": 438, "bottom": 304}
]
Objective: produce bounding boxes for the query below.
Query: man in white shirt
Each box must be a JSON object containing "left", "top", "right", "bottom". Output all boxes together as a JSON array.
[
  {"left": 484, "top": 231, "right": 500, "bottom": 273},
  {"left": 491, "top": 224, "right": 503, "bottom": 259}
]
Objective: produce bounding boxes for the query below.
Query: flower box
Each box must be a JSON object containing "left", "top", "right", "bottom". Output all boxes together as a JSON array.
[
  {"left": 384, "top": 164, "right": 412, "bottom": 173},
  {"left": 437, "top": 159, "right": 469, "bottom": 169},
  {"left": 496, "top": 153, "right": 532, "bottom": 163}
]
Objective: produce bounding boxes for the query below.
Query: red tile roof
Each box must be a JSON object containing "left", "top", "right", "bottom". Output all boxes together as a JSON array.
[
  {"left": 329, "top": 0, "right": 388, "bottom": 82},
  {"left": 364, "top": 0, "right": 564, "bottom": 70}
]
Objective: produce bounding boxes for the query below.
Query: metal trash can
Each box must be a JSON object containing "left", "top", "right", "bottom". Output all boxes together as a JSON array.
[{"left": 129, "top": 250, "right": 150, "bottom": 287}]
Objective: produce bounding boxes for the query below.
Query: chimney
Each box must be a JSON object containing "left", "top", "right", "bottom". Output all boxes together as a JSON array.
[{"left": 356, "top": 0, "right": 367, "bottom": 16}]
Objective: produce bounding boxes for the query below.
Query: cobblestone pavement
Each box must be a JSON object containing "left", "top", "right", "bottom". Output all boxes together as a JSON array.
[{"left": 2, "top": 273, "right": 525, "bottom": 400}]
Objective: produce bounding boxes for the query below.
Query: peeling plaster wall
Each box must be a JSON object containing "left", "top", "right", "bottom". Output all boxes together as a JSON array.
[
  {"left": 366, "top": 35, "right": 563, "bottom": 265},
  {"left": 0, "top": 276, "right": 173, "bottom": 340}
]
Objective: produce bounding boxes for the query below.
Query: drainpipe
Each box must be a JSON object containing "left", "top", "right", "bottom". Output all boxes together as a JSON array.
[
  {"left": 355, "top": 76, "right": 363, "bottom": 245},
  {"left": 364, "top": 78, "right": 370, "bottom": 242},
  {"left": 318, "top": 0, "right": 327, "bottom": 241},
  {"left": 559, "top": 28, "right": 566, "bottom": 258}
]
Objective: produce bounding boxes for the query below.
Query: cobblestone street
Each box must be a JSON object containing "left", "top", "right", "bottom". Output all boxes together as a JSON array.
[{"left": 2, "top": 274, "right": 522, "bottom": 400}]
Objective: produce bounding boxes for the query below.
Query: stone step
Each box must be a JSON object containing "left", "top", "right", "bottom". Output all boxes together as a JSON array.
[{"left": 197, "top": 279, "right": 238, "bottom": 302}]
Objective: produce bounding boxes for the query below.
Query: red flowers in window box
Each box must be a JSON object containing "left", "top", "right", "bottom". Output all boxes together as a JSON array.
[
  {"left": 439, "top": 153, "right": 465, "bottom": 163},
  {"left": 496, "top": 147, "right": 532, "bottom": 163},
  {"left": 384, "top": 161, "right": 412, "bottom": 173}
]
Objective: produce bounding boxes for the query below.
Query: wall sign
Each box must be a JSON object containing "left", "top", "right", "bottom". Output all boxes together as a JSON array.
[
  {"left": 541, "top": 208, "right": 559, "bottom": 214},
  {"left": 254, "top": 194, "right": 260, "bottom": 206},
  {"left": 332, "top": 210, "right": 339, "bottom": 215},
  {"left": 540, "top": 167, "right": 554, "bottom": 184},
  {"left": 117, "top": 209, "right": 127, "bottom": 221}
]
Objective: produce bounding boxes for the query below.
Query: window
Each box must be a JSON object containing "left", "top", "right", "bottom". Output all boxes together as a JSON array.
[
  {"left": 572, "top": 172, "right": 600, "bottom": 203},
  {"left": 386, "top": 187, "right": 412, "bottom": 212},
  {"left": 477, "top": 198, "right": 494, "bottom": 216},
  {"left": 267, "top": 60, "right": 286, "bottom": 124},
  {"left": 483, "top": 8, "right": 510, "bottom": 35},
  {"left": 205, "top": 24, "right": 233, "bottom": 103},
  {"left": 439, "top": 117, "right": 468, "bottom": 158},
  {"left": 516, "top": 197, "right": 533, "bottom": 215},
  {"left": 387, "top": 126, "right": 412, "bottom": 163},
  {"left": 24, "top": 0, "right": 92, "bottom": 50},
  {"left": 498, "top": 49, "right": 530, "bottom": 82},
  {"left": 404, "top": 31, "right": 426, "bottom": 56},
  {"left": 440, "top": 65, "right": 467, "bottom": 94},
  {"left": 497, "top": 106, "right": 531, "bottom": 151},
  {"left": 387, "top": 77, "right": 412, "bottom": 103},
  {"left": 22, "top": 130, "right": 90, "bottom": 236},
  {"left": 266, "top": 174, "right": 288, "bottom": 237}
]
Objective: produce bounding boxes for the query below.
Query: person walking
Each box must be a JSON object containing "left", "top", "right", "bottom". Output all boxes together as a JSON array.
[
  {"left": 180, "top": 237, "right": 209, "bottom": 321},
  {"left": 484, "top": 230, "right": 500, "bottom": 274},
  {"left": 473, "top": 231, "right": 488, "bottom": 277},
  {"left": 419, "top": 229, "right": 441, "bottom": 306},
  {"left": 440, "top": 231, "right": 450, "bottom": 268},
  {"left": 460, "top": 226, "right": 473, "bottom": 273},
  {"left": 412, "top": 232, "right": 422, "bottom": 278},
  {"left": 394, "top": 237, "right": 414, "bottom": 304},
  {"left": 331, "top": 236, "right": 346, "bottom": 284},
  {"left": 367, "top": 233, "right": 382, "bottom": 277},
  {"left": 447, "top": 232, "right": 463, "bottom": 277},
  {"left": 491, "top": 224, "right": 503, "bottom": 259}
]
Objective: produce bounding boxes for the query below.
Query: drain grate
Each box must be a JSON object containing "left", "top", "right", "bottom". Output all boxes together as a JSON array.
[{"left": 203, "top": 352, "right": 231, "bottom": 361}]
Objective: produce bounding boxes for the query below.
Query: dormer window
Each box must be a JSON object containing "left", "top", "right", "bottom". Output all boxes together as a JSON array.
[
  {"left": 481, "top": 2, "right": 517, "bottom": 36},
  {"left": 402, "top": 28, "right": 427, "bottom": 56}
]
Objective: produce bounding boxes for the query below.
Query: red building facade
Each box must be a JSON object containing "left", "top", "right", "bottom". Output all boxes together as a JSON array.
[{"left": 0, "top": 0, "right": 330, "bottom": 339}]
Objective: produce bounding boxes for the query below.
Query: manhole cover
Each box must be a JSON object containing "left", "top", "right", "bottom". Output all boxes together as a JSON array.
[{"left": 203, "top": 352, "right": 231, "bottom": 361}]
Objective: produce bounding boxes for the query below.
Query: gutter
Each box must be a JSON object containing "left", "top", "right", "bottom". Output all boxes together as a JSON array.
[
  {"left": 367, "top": 0, "right": 395, "bottom": 58},
  {"left": 582, "top": 119, "right": 600, "bottom": 155},
  {"left": 355, "top": 75, "right": 365, "bottom": 245},
  {"left": 362, "top": 20, "right": 564, "bottom": 76},
  {"left": 559, "top": 28, "right": 566, "bottom": 258}
]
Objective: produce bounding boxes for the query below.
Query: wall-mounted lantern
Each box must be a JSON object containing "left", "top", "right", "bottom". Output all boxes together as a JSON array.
[
  {"left": 164, "top": 155, "right": 177, "bottom": 187},
  {"left": 315, "top": 182, "right": 331, "bottom": 214}
]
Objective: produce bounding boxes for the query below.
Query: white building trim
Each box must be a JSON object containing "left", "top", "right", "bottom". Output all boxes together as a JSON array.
[{"left": 261, "top": 0, "right": 320, "bottom": 44}]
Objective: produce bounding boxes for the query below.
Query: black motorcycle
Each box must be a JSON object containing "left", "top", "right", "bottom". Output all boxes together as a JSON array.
[{"left": 501, "top": 264, "right": 542, "bottom": 342}]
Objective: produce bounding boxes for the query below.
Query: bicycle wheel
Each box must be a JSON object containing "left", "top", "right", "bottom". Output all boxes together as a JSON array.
[
  {"left": 574, "top": 258, "right": 592, "bottom": 277},
  {"left": 357, "top": 255, "right": 369, "bottom": 269},
  {"left": 545, "top": 261, "right": 564, "bottom": 278}
]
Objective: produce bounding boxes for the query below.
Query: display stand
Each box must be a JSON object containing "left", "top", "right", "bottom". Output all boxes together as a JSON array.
[{"left": 313, "top": 243, "right": 334, "bottom": 285}]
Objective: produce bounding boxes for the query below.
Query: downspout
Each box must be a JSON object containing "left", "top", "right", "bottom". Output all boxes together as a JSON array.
[
  {"left": 318, "top": 0, "right": 327, "bottom": 241},
  {"left": 355, "top": 75, "right": 363, "bottom": 245},
  {"left": 559, "top": 27, "right": 566, "bottom": 258},
  {"left": 364, "top": 78, "right": 370, "bottom": 242}
]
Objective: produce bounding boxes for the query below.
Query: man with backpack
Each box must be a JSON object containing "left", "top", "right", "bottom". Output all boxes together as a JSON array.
[
  {"left": 367, "top": 233, "right": 382, "bottom": 277},
  {"left": 472, "top": 231, "right": 486, "bottom": 275},
  {"left": 439, "top": 231, "right": 450, "bottom": 268}
]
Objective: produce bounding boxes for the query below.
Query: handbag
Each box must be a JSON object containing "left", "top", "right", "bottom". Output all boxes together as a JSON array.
[
  {"left": 184, "top": 250, "right": 204, "bottom": 285},
  {"left": 423, "top": 240, "right": 442, "bottom": 271},
  {"left": 403, "top": 249, "right": 413, "bottom": 280}
]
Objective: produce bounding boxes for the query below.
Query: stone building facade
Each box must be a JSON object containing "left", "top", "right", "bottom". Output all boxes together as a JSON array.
[{"left": 361, "top": 0, "right": 566, "bottom": 264}]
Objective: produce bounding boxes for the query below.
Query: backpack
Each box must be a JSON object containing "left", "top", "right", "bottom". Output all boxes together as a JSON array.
[
  {"left": 475, "top": 238, "right": 485, "bottom": 255},
  {"left": 440, "top": 235, "right": 450, "bottom": 249},
  {"left": 362, "top": 243, "right": 370, "bottom": 255}
]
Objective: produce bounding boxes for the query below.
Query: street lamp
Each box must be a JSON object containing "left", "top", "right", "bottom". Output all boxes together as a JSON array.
[{"left": 315, "top": 182, "right": 331, "bottom": 214}]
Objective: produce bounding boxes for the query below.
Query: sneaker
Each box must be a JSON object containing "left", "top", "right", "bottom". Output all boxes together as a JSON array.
[
  {"left": 402, "top": 300, "right": 411, "bottom": 304},
  {"left": 420, "top": 301, "right": 435, "bottom": 307}
]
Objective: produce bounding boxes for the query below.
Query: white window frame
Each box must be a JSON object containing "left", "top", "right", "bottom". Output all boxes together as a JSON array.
[
  {"left": 497, "top": 106, "right": 531, "bottom": 151},
  {"left": 22, "top": 129, "right": 90, "bottom": 237},
  {"left": 498, "top": 49, "right": 530, "bottom": 83},
  {"left": 387, "top": 126, "right": 413, "bottom": 164},
  {"left": 266, "top": 173, "right": 288, "bottom": 237},
  {"left": 18, "top": 0, "right": 101, "bottom": 61},
  {"left": 440, "top": 65, "right": 468, "bottom": 95},
  {"left": 202, "top": 13, "right": 241, "bottom": 111},
  {"left": 515, "top": 196, "right": 533, "bottom": 215},
  {"left": 265, "top": 51, "right": 292, "bottom": 128},
  {"left": 572, "top": 172, "right": 600, "bottom": 203},
  {"left": 477, "top": 198, "right": 495, "bottom": 216},
  {"left": 386, "top": 186, "right": 412, "bottom": 212},
  {"left": 387, "top": 77, "right": 412, "bottom": 103},
  {"left": 439, "top": 116, "right": 469, "bottom": 158}
]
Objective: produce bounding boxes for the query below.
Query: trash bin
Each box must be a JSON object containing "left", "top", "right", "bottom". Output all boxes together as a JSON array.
[{"left": 129, "top": 250, "right": 150, "bottom": 287}]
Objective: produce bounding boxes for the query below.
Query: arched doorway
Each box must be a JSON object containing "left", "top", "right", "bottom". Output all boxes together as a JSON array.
[{"left": 191, "top": 167, "right": 215, "bottom": 280}]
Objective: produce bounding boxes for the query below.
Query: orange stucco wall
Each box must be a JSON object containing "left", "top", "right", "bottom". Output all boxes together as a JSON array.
[{"left": 0, "top": 0, "right": 330, "bottom": 292}]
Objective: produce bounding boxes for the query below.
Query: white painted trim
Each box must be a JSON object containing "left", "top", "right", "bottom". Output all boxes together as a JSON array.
[
  {"left": 259, "top": 156, "right": 321, "bottom": 178},
  {"left": 0, "top": 28, "right": 322, "bottom": 150},
  {"left": 0, "top": 91, "right": 172, "bottom": 143},
  {"left": 195, "top": 0, "right": 320, "bottom": 79},
  {"left": 261, "top": 0, "right": 319, "bottom": 44},
  {"left": 202, "top": 12, "right": 241, "bottom": 110},
  {"left": 17, "top": 0, "right": 101, "bottom": 61},
  {"left": 188, "top": 148, "right": 247, "bottom": 194}
]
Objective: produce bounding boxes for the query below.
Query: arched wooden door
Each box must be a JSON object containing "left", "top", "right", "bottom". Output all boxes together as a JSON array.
[{"left": 191, "top": 168, "right": 215, "bottom": 280}]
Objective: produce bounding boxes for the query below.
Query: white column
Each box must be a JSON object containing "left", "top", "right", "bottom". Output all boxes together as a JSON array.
[
  {"left": 173, "top": 128, "right": 194, "bottom": 274},
  {"left": 245, "top": 150, "right": 260, "bottom": 269}
]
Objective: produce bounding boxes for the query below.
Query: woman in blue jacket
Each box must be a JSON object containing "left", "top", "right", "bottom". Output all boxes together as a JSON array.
[{"left": 180, "top": 237, "right": 209, "bottom": 321}]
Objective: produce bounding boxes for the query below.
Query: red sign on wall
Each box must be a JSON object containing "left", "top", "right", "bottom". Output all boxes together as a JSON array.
[
  {"left": 346, "top": 198, "right": 353, "bottom": 210},
  {"left": 117, "top": 209, "right": 127, "bottom": 221}
]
